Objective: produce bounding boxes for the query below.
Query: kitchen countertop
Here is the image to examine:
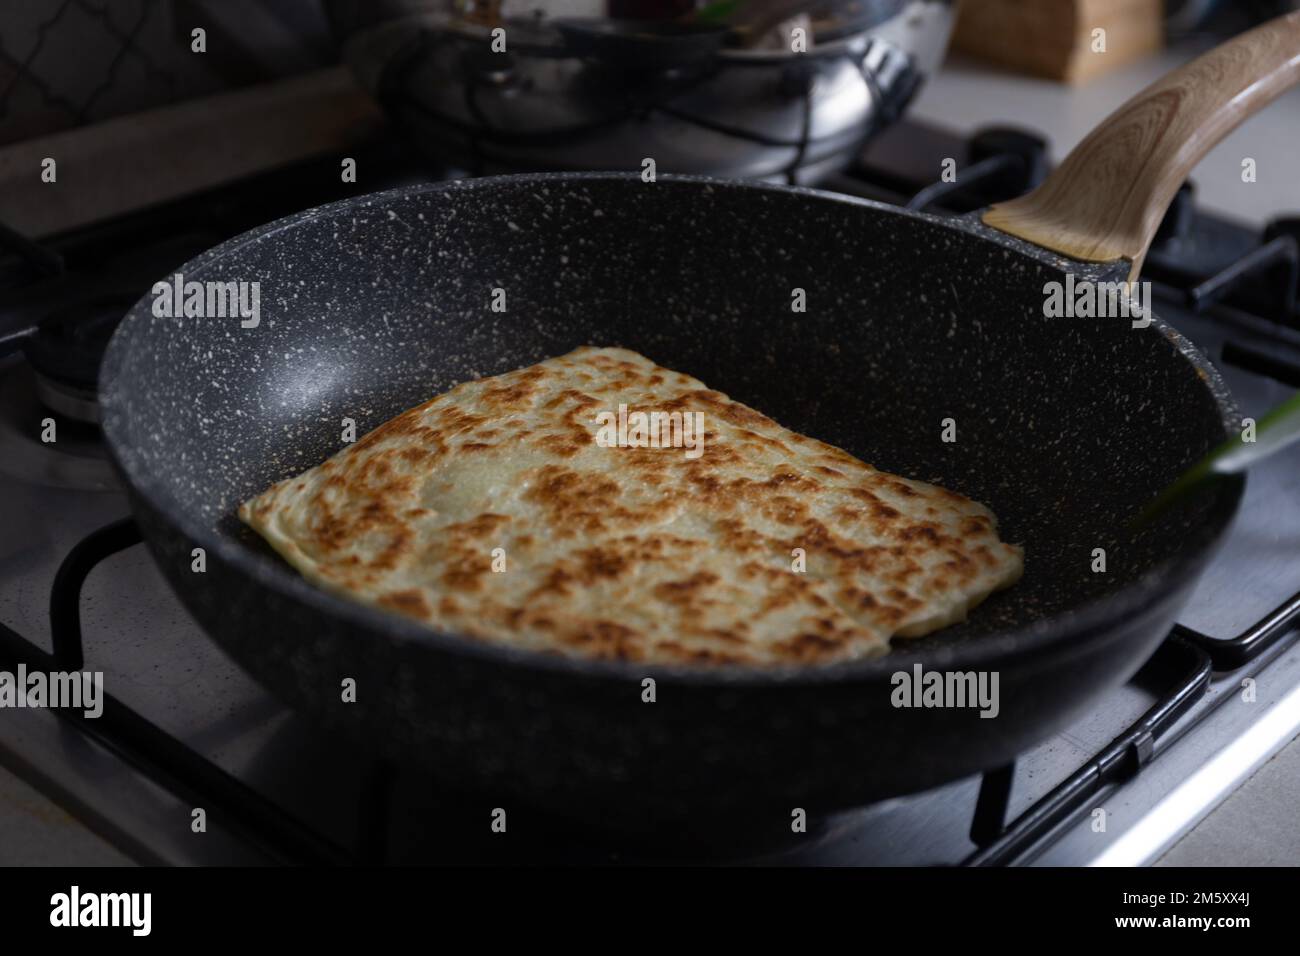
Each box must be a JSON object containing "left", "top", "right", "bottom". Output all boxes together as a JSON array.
[{"left": 1157, "top": 730, "right": 1300, "bottom": 867}]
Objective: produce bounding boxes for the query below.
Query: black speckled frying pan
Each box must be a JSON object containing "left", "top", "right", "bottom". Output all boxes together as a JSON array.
[{"left": 98, "top": 16, "right": 1300, "bottom": 836}]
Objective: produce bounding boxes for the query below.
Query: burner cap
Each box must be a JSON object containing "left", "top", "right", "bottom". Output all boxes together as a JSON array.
[{"left": 21, "top": 293, "right": 135, "bottom": 397}]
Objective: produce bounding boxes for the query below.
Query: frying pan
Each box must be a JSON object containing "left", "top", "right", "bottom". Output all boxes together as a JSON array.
[{"left": 99, "top": 15, "right": 1300, "bottom": 839}]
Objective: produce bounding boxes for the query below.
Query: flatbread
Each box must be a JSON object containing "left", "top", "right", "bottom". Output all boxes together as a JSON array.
[{"left": 240, "top": 346, "right": 1022, "bottom": 666}]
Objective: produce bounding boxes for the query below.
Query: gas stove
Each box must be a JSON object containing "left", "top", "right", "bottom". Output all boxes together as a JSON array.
[{"left": 1, "top": 121, "right": 1298, "bottom": 866}]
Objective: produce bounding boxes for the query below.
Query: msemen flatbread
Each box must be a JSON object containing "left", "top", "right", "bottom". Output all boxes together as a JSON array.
[{"left": 240, "top": 347, "right": 1022, "bottom": 666}]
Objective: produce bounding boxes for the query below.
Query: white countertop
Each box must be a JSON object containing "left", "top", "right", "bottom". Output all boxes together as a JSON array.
[{"left": 909, "top": 47, "right": 1300, "bottom": 227}]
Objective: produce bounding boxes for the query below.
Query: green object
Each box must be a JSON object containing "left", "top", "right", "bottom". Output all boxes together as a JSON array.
[
  {"left": 1136, "top": 389, "right": 1300, "bottom": 524},
  {"left": 694, "top": 0, "right": 742, "bottom": 24}
]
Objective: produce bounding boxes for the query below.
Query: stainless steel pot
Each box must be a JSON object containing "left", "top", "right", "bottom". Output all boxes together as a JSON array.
[{"left": 326, "top": 1, "right": 955, "bottom": 181}]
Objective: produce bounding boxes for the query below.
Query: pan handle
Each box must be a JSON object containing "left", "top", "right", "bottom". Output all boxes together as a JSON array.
[{"left": 982, "top": 10, "right": 1300, "bottom": 281}]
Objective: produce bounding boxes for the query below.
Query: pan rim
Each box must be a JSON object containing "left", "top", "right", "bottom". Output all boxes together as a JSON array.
[{"left": 99, "top": 170, "right": 1245, "bottom": 686}]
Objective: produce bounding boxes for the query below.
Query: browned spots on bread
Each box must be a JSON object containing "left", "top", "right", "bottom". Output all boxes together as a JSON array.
[
  {"left": 380, "top": 589, "right": 431, "bottom": 618},
  {"left": 574, "top": 546, "right": 633, "bottom": 582},
  {"left": 773, "top": 630, "right": 847, "bottom": 662},
  {"left": 441, "top": 554, "right": 491, "bottom": 592},
  {"left": 653, "top": 571, "right": 722, "bottom": 607},
  {"left": 562, "top": 620, "right": 644, "bottom": 661}
]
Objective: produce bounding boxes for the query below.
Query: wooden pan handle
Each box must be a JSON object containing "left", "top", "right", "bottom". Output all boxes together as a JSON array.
[{"left": 983, "top": 11, "right": 1300, "bottom": 280}]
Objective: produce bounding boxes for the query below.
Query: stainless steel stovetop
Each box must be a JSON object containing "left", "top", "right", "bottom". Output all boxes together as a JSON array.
[{"left": 1, "top": 123, "right": 1298, "bottom": 866}]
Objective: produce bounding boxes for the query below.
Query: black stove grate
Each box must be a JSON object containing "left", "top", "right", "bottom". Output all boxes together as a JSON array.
[
  {"left": 0, "top": 519, "right": 350, "bottom": 866},
  {"left": 965, "top": 636, "right": 1211, "bottom": 866}
]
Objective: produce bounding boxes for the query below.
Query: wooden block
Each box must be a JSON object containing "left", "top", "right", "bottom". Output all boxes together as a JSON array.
[
  {"left": 0, "top": 68, "right": 384, "bottom": 240},
  {"left": 952, "top": 0, "right": 1164, "bottom": 84}
]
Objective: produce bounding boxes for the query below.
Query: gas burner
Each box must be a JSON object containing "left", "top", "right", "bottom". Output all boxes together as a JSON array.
[
  {"left": 20, "top": 294, "right": 136, "bottom": 424},
  {"left": 0, "top": 360, "right": 116, "bottom": 491}
]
